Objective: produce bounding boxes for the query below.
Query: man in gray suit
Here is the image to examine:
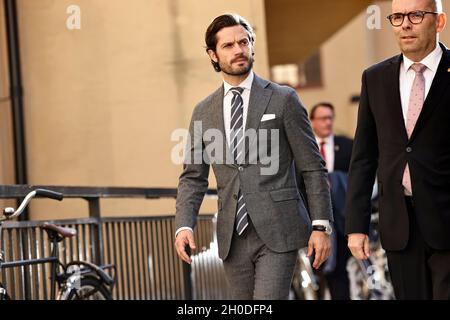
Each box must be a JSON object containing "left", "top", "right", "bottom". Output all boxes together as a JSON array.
[{"left": 174, "top": 13, "right": 333, "bottom": 300}]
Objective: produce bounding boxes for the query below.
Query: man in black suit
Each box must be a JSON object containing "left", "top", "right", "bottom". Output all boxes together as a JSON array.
[
  {"left": 309, "top": 102, "right": 353, "bottom": 300},
  {"left": 346, "top": 0, "right": 450, "bottom": 299}
]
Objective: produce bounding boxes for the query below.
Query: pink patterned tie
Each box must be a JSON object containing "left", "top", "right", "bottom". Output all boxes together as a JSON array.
[{"left": 402, "top": 63, "right": 427, "bottom": 195}]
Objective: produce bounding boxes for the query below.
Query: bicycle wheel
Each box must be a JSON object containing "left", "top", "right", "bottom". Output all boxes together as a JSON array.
[
  {"left": 65, "top": 276, "right": 112, "bottom": 300},
  {"left": 290, "top": 250, "right": 319, "bottom": 300},
  {"left": 347, "top": 257, "right": 371, "bottom": 300},
  {"left": 0, "top": 294, "right": 10, "bottom": 300},
  {"left": 0, "top": 283, "right": 10, "bottom": 300}
]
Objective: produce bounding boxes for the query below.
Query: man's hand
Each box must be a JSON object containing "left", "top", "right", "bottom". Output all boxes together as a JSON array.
[
  {"left": 307, "top": 231, "right": 331, "bottom": 269},
  {"left": 174, "top": 229, "right": 196, "bottom": 264},
  {"left": 348, "top": 233, "right": 370, "bottom": 260}
]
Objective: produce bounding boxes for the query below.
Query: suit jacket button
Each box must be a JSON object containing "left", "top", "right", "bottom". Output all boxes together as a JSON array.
[
  {"left": 238, "top": 166, "right": 244, "bottom": 172},
  {"left": 233, "top": 194, "right": 238, "bottom": 200},
  {"left": 406, "top": 147, "right": 412, "bottom": 153}
]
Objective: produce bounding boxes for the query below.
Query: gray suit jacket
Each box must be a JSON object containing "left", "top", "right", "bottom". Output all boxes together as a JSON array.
[{"left": 175, "top": 74, "right": 333, "bottom": 259}]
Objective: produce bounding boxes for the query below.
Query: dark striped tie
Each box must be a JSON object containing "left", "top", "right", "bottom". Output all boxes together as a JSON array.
[{"left": 229, "top": 87, "right": 248, "bottom": 235}]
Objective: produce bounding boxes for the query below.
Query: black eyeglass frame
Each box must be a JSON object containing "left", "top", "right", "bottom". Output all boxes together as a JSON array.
[{"left": 387, "top": 10, "right": 438, "bottom": 27}]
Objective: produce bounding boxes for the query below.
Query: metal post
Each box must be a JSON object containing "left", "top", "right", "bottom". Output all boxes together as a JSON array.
[
  {"left": 182, "top": 246, "right": 193, "bottom": 300},
  {"left": 4, "top": 0, "right": 28, "bottom": 221},
  {"left": 19, "top": 228, "right": 31, "bottom": 299},
  {"left": 86, "top": 198, "right": 103, "bottom": 266}
]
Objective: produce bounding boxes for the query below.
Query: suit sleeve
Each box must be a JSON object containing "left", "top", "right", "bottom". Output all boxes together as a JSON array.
[
  {"left": 175, "top": 104, "right": 210, "bottom": 231},
  {"left": 345, "top": 70, "right": 379, "bottom": 236},
  {"left": 283, "top": 89, "right": 333, "bottom": 222}
]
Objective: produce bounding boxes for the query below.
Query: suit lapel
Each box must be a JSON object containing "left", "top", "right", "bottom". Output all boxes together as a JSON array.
[
  {"left": 386, "top": 54, "right": 409, "bottom": 143},
  {"left": 410, "top": 43, "right": 450, "bottom": 141},
  {"left": 244, "top": 74, "right": 273, "bottom": 158}
]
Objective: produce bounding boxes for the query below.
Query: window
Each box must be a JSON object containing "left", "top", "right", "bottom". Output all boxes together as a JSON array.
[{"left": 270, "top": 51, "right": 323, "bottom": 89}]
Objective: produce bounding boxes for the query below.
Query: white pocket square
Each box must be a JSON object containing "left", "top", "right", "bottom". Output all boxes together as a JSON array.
[{"left": 261, "top": 114, "right": 276, "bottom": 122}]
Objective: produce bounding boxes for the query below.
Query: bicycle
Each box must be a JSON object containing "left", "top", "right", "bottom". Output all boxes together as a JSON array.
[
  {"left": 290, "top": 211, "right": 395, "bottom": 300},
  {"left": 0, "top": 189, "right": 116, "bottom": 300},
  {"left": 290, "top": 247, "right": 322, "bottom": 300},
  {"left": 346, "top": 211, "right": 395, "bottom": 300}
]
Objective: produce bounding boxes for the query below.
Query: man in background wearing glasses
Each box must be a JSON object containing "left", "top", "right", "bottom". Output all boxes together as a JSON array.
[{"left": 345, "top": 0, "right": 450, "bottom": 299}]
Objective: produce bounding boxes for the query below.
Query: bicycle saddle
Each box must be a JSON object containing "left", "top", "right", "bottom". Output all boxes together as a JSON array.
[{"left": 40, "top": 223, "right": 77, "bottom": 241}]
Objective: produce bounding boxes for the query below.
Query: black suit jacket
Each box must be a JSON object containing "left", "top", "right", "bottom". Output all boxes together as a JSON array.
[
  {"left": 345, "top": 43, "right": 450, "bottom": 251},
  {"left": 333, "top": 135, "right": 353, "bottom": 173}
]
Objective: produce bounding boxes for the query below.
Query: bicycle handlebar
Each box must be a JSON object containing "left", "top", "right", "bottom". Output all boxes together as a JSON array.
[
  {"left": 1, "top": 189, "right": 64, "bottom": 221},
  {"left": 35, "top": 189, "right": 64, "bottom": 201}
]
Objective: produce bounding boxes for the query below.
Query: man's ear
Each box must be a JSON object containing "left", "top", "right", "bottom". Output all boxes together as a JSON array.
[
  {"left": 207, "top": 49, "right": 218, "bottom": 63},
  {"left": 436, "top": 13, "right": 446, "bottom": 33}
]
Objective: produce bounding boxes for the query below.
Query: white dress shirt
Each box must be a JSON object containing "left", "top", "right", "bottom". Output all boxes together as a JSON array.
[
  {"left": 316, "top": 135, "right": 335, "bottom": 173},
  {"left": 176, "top": 72, "right": 330, "bottom": 237},
  {"left": 399, "top": 44, "right": 443, "bottom": 196},
  {"left": 223, "top": 72, "right": 253, "bottom": 146},
  {"left": 400, "top": 44, "right": 443, "bottom": 125}
]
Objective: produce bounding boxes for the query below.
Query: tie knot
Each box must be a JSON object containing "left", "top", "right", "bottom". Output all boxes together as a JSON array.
[
  {"left": 410, "top": 63, "right": 427, "bottom": 74},
  {"left": 230, "top": 87, "right": 244, "bottom": 95}
]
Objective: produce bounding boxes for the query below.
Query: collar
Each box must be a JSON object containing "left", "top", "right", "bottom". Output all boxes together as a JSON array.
[
  {"left": 402, "top": 43, "right": 443, "bottom": 73},
  {"left": 316, "top": 134, "right": 334, "bottom": 145},
  {"left": 223, "top": 71, "right": 254, "bottom": 97}
]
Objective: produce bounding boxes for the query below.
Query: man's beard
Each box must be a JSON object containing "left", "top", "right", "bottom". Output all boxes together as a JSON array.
[{"left": 219, "top": 55, "right": 254, "bottom": 76}]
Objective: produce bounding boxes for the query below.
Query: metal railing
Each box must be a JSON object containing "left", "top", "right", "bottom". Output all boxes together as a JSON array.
[
  {"left": 0, "top": 185, "right": 229, "bottom": 300},
  {"left": 190, "top": 217, "right": 230, "bottom": 300}
]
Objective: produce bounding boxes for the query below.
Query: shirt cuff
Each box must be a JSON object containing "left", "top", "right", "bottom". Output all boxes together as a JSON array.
[
  {"left": 175, "top": 227, "right": 193, "bottom": 238},
  {"left": 312, "top": 220, "right": 331, "bottom": 228},
  {"left": 312, "top": 220, "right": 332, "bottom": 234}
]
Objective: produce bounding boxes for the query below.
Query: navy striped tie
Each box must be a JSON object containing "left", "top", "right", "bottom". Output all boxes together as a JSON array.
[{"left": 229, "top": 87, "right": 248, "bottom": 235}]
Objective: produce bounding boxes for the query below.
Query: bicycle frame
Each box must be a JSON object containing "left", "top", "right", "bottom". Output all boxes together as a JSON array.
[
  {"left": 0, "top": 222, "right": 64, "bottom": 300},
  {"left": 0, "top": 189, "right": 115, "bottom": 300},
  {"left": 0, "top": 224, "right": 115, "bottom": 299}
]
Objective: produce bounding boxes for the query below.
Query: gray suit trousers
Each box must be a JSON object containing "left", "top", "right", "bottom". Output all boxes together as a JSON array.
[{"left": 222, "top": 219, "right": 298, "bottom": 300}]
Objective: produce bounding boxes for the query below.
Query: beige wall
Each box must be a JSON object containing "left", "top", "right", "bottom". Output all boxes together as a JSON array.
[
  {"left": 14, "top": 0, "right": 269, "bottom": 220},
  {"left": 299, "top": 0, "right": 450, "bottom": 138}
]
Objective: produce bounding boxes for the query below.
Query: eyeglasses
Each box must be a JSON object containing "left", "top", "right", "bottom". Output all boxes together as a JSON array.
[
  {"left": 387, "top": 10, "right": 438, "bottom": 27},
  {"left": 313, "top": 116, "right": 334, "bottom": 122}
]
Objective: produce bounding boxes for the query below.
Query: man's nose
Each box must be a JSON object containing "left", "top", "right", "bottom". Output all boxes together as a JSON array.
[
  {"left": 401, "top": 16, "right": 413, "bottom": 30},
  {"left": 233, "top": 43, "right": 244, "bottom": 54}
]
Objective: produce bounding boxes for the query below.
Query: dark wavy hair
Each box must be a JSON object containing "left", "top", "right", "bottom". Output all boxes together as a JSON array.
[{"left": 205, "top": 14, "right": 255, "bottom": 72}]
